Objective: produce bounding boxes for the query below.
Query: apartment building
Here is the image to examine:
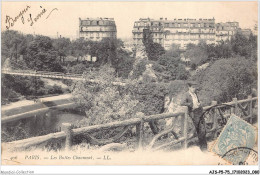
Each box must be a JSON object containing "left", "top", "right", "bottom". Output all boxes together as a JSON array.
[
  {"left": 133, "top": 18, "right": 244, "bottom": 50},
  {"left": 215, "top": 22, "right": 239, "bottom": 43},
  {"left": 79, "top": 17, "right": 117, "bottom": 41},
  {"left": 133, "top": 18, "right": 216, "bottom": 50}
]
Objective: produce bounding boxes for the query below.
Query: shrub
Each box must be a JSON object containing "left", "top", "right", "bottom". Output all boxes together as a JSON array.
[
  {"left": 126, "top": 82, "right": 169, "bottom": 115},
  {"left": 195, "top": 57, "right": 257, "bottom": 105},
  {"left": 71, "top": 65, "right": 143, "bottom": 127}
]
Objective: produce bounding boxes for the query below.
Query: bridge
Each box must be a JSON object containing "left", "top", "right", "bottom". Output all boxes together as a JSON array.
[
  {"left": 2, "top": 69, "right": 126, "bottom": 86},
  {"left": 2, "top": 69, "right": 84, "bottom": 80},
  {"left": 2, "top": 58, "right": 125, "bottom": 86}
]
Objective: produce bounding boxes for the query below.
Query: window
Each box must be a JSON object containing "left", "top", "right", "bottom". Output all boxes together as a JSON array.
[{"left": 91, "top": 21, "right": 97, "bottom": 25}]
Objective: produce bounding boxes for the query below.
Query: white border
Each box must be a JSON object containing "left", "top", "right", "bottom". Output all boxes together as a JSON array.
[{"left": 0, "top": 0, "right": 259, "bottom": 174}]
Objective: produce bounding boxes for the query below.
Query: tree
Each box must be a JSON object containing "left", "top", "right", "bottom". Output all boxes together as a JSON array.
[
  {"left": 24, "top": 35, "right": 63, "bottom": 72},
  {"left": 142, "top": 28, "right": 165, "bottom": 61},
  {"left": 70, "top": 38, "right": 89, "bottom": 62},
  {"left": 116, "top": 48, "right": 135, "bottom": 78},
  {"left": 71, "top": 65, "right": 143, "bottom": 126},
  {"left": 184, "top": 41, "right": 209, "bottom": 67},
  {"left": 155, "top": 54, "right": 189, "bottom": 81},
  {"left": 231, "top": 33, "right": 251, "bottom": 58},
  {"left": 53, "top": 37, "right": 71, "bottom": 62},
  {"left": 1, "top": 30, "right": 25, "bottom": 63},
  {"left": 195, "top": 57, "right": 256, "bottom": 105}
]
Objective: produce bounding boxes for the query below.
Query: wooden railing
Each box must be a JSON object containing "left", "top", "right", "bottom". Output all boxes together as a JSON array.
[{"left": 3, "top": 96, "right": 257, "bottom": 151}]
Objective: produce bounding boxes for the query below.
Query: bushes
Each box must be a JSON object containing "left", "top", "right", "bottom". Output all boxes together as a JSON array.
[
  {"left": 72, "top": 66, "right": 143, "bottom": 127},
  {"left": 195, "top": 57, "right": 256, "bottom": 105},
  {"left": 47, "top": 85, "right": 64, "bottom": 94},
  {"left": 126, "top": 82, "right": 169, "bottom": 115},
  {"left": 1, "top": 74, "right": 65, "bottom": 104},
  {"left": 129, "top": 59, "right": 149, "bottom": 80}
]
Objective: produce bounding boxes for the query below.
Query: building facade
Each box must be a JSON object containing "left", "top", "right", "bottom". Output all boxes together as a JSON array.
[
  {"left": 133, "top": 18, "right": 244, "bottom": 50},
  {"left": 237, "top": 28, "right": 252, "bottom": 39},
  {"left": 133, "top": 18, "right": 216, "bottom": 50},
  {"left": 79, "top": 18, "right": 117, "bottom": 41},
  {"left": 215, "top": 22, "right": 239, "bottom": 43}
]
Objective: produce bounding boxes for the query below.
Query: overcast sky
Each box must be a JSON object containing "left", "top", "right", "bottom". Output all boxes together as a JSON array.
[{"left": 2, "top": 1, "right": 258, "bottom": 40}]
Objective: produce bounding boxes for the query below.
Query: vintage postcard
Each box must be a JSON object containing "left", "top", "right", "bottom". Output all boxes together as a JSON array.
[{"left": 1, "top": 0, "right": 259, "bottom": 172}]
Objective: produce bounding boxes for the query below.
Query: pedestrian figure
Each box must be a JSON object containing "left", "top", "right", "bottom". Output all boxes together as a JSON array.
[{"left": 180, "top": 81, "right": 208, "bottom": 152}]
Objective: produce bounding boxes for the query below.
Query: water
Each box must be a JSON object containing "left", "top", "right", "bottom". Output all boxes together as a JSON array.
[{"left": 1, "top": 109, "right": 85, "bottom": 142}]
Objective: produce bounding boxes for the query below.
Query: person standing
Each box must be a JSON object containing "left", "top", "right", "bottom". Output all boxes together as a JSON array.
[{"left": 180, "top": 81, "right": 208, "bottom": 152}]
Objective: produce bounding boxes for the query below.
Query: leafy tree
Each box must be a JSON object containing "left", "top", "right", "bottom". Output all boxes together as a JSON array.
[
  {"left": 155, "top": 54, "right": 189, "bottom": 81},
  {"left": 164, "top": 44, "right": 181, "bottom": 58},
  {"left": 53, "top": 37, "right": 71, "bottom": 62},
  {"left": 1, "top": 30, "right": 25, "bottom": 64},
  {"left": 69, "top": 38, "right": 133, "bottom": 78},
  {"left": 116, "top": 48, "right": 135, "bottom": 78},
  {"left": 71, "top": 65, "right": 143, "bottom": 126},
  {"left": 129, "top": 59, "right": 150, "bottom": 80},
  {"left": 70, "top": 38, "right": 88, "bottom": 62},
  {"left": 142, "top": 28, "right": 165, "bottom": 61},
  {"left": 184, "top": 41, "right": 209, "bottom": 67},
  {"left": 195, "top": 57, "right": 257, "bottom": 105},
  {"left": 231, "top": 33, "right": 251, "bottom": 58},
  {"left": 24, "top": 35, "right": 63, "bottom": 72},
  {"left": 126, "top": 82, "right": 168, "bottom": 116}
]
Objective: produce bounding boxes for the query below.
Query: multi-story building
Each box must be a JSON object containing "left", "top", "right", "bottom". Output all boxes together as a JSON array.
[
  {"left": 133, "top": 18, "right": 216, "bottom": 50},
  {"left": 237, "top": 28, "right": 252, "bottom": 39},
  {"left": 79, "top": 17, "right": 117, "bottom": 41},
  {"left": 215, "top": 22, "right": 239, "bottom": 43},
  {"left": 132, "top": 18, "right": 245, "bottom": 50}
]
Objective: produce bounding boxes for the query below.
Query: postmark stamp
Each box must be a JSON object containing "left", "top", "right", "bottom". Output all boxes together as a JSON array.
[
  {"left": 211, "top": 114, "right": 257, "bottom": 165},
  {"left": 222, "top": 147, "right": 258, "bottom": 165}
]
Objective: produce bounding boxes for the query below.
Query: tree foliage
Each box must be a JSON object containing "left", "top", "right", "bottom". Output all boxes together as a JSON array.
[
  {"left": 126, "top": 82, "right": 169, "bottom": 115},
  {"left": 142, "top": 28, "right": 165, "bottom": 61},
  {"left": 53, "top": 37, "right": 71, "bottom": 62},
  {"left": 195, "top": 57, "right": 257, "bottom": 105},
  {"left": 24, "top": 35, "right": 63, "bottom": 72},
  {"left": 71, "top": 66, "right": 143, "bottom": 126}
]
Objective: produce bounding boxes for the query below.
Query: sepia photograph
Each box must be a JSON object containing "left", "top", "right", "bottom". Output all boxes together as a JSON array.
[{"left": 1, "top": 0, "right": 259, "bottom": 173}]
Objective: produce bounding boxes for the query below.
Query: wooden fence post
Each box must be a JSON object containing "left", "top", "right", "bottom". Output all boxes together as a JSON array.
[
  {"left": 248, "top": 95, "right": 253, "bottom": 124},
  {"left": 62, "top": 123, "right": 73, "bottom": 150},
  {"left": 183, "top": 106, "right": 188, "bottom": 149},
  {"left": 231, "top": 98, "right": 238, "bottom": 115},
  {"left": 136, "top": 118, "right": 144, "bottom": 150},
  {"left": 211, "top": 101, "right": 218, "bottom": 132}
]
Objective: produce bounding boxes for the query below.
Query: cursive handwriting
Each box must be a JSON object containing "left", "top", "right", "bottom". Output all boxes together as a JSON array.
[
  {"left": 5, "top": 5, "right": 31, "bottom": 29},
  {"left": 5, "top": 5, "right": 58, "bottom": 29},
  {"left": 27, "top": 6, "right": 47, "bottom": 26},
  {"left": 46, "top": 8, "right": 58, "bottom": 19}
]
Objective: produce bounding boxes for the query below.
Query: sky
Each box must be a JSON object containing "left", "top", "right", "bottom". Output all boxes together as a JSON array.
[{"left": 1, "top": 1, "right": 258, "bottom": 40}]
